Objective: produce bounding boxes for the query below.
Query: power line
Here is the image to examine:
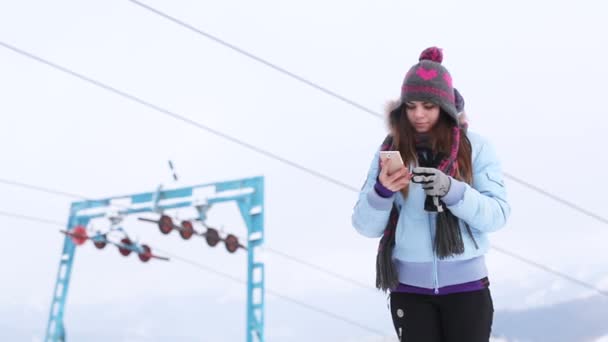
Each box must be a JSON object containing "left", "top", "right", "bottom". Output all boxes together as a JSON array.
[
  {"left": 226, "top": 233, "right": 374, "bottom": 291},
  {"left": 127, "top": 0, "right": 382, "bottom": 120},
  {"left": 263, "top": 246, "right": 373, "bottom": 290},
  {"left": 0, "top": 177, "right": 86, "bottom": 200},
  {"left": 0, "top": 210, "right": 387, "bottom": 336},
  {"left": 123, "top": 3, "right": 608, "bottom": 228},
  {"left": 0, "top": 40, "right": 357, "bottom": 193},
  {"left": 0, "top": 210, "right": 65, "bottom": 226},
  {"left": 0, "top": 41, "right": 606, "bottom": 297},
  {"left": 492, "top": 245, "right": 608, "bottom": 297},
  {"left": 502, "top": 173, "right": 608, "bottom": 226},
  {"left": 156, "top": 248, "right": 387, "bottom": 336}
]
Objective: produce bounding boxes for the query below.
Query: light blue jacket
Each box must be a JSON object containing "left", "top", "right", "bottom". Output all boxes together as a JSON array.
[{"left": 352, "top": 131, "right": 510, "bottom": 292}]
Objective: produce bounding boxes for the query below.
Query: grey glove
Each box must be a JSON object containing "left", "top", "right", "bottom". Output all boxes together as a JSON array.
[{"left": 411, "top": 167, "right": 452, "bottom": 197}]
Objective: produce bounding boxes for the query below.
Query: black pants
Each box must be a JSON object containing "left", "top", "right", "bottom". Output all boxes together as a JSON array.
[{"left": 389, "top": 288, "right": 494, "bottom": 342}]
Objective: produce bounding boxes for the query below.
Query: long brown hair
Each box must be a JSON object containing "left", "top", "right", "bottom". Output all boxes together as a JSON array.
[{"left": 391, "top": 106, "right": 473, "bottom": 196}]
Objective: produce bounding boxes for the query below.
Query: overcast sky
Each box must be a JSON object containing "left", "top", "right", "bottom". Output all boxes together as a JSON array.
[{"left": 1, "top": 1, "right": 608, "bottom": 341}]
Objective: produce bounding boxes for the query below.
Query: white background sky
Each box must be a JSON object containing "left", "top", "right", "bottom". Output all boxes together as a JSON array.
[{"left": 1, "top": 0, "right": 607, "bottom": 341}]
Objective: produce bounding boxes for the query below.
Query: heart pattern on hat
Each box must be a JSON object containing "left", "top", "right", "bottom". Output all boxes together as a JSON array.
[{"left": 416, "top": 67, "right": 438, "bottom": 81}]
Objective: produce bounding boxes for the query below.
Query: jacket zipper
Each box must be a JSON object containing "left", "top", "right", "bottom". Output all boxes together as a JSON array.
[{"left": 427, "top": 213, "right": 439, "bottom": 294}]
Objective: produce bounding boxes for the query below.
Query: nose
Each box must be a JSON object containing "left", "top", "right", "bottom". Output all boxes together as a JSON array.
[{"left": 411, "top": 106, "right": 425, "bottom": 119}]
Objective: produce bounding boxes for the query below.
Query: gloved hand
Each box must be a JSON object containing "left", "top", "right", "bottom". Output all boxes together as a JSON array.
[{"left": 411, "top": 167, "right": 452, "bottom": 197}]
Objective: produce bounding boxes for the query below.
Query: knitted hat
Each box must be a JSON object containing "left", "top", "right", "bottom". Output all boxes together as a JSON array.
[{"left": 401, "top": 47, "right": 458, "bottom": 122}]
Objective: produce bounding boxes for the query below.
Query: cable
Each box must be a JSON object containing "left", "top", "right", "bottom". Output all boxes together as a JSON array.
[
  {"left": 224, "top": 234, "right": 374, "bottom": 291},
  {"left": 0, "top": 210, "right": 387, "bottom": 336},
  {"left": 127, "top": 0, "right": 382, "bottom": 119},
  {"left": 0, "top": 42, "right": 606, "bottom": 296},
  {"left": 0, "top": 210, "right": 65, "bottom": 226},
  {"left": 263, "top": 246, "right": 373, "bottom": 290},
  {"left": 492, "top": 245, "right": 608, "bottom": 297},
  {"left": 0, "top": 41, "right": 357, "bottom": 193},
  {"left": 2, "top": 181, "right": 607, "bottom": 298},
  {"left": 502, "top": 173, "right": 608, "bottom": 226},
  {"left": 0, "top": 177, "right": 86, "bottom": 200},
  {"left": 156, "top": 248, "right": 387, "bottom": 336},
  {"left": 121, "top": 3, "right": 608, "bottom": 227}
]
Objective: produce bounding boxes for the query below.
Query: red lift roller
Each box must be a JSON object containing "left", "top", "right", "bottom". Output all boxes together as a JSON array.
[
  {"left": 225, "top": 234, "right": 240, "bottom": 253},
  {"left": 158, "top": 215, "right": 173, "bottom": 235},
  {"left": 69, "top": 226, "right": 88, "bottom": 246},
  {"left": 93, "top": 240, "right": 107, "bottom": 249},
  {"left": 138, "top": 244, "right": 152, "bottom": 262},
  {"left": 180, "top": 220, "right": 195, "bottom": 240},
  {"left": 91, "top": 232, "right": 107, "bottom": 249},
  {"left": 205, "top": 228, "right": 221, "bottom": 247},
  {"left": 118, "top": 238, "right": 133, "bottom": 256}
]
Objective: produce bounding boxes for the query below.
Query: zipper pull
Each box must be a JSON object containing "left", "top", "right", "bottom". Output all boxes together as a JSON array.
[{"left": 433, "top": 196, "right": 443, "bottom": 212}]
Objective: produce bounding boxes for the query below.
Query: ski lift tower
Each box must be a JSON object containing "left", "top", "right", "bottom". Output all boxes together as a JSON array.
[{"left": 45, "top": 176, "right": 265, "bottom": 342}]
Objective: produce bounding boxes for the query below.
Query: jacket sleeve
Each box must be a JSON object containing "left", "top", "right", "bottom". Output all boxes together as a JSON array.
[
  {"left": 446, "top": 140, "right": 511, "bottom": 233},
  {"left": 351, "top": 150, "right": 395, "bottom": 238}
]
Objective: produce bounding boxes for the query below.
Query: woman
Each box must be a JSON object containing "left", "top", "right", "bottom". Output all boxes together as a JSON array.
[{"left": 352, "top": 47, "right": 510, "bottom": 342}]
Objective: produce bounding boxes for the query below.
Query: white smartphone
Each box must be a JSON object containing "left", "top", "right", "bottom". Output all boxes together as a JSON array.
[{"left": 379, "top": 151, "right": 405, "bottom": 174}]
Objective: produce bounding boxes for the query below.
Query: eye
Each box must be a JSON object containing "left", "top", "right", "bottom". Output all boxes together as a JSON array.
[{"left": 423, "top": 104, "right": 437, "bottom": 110}]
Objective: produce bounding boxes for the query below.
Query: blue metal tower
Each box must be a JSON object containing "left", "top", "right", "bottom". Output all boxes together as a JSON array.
[{"left": 45, "top": 176, "right": 265, "bottom": 342}]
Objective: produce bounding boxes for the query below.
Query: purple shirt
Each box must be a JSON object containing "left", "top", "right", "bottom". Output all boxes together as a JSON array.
[{"left": 392, "top": 277, "right": 490, "bottom": 296}]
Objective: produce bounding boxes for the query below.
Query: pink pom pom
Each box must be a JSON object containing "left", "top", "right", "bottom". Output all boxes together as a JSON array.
[{"left": 419, "top": 47, "right": 443, "bottom": 63}]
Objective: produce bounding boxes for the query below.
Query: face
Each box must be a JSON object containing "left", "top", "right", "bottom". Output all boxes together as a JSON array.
[{"left": 405, "top": 101, "right": 440, "bottom": 133}]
